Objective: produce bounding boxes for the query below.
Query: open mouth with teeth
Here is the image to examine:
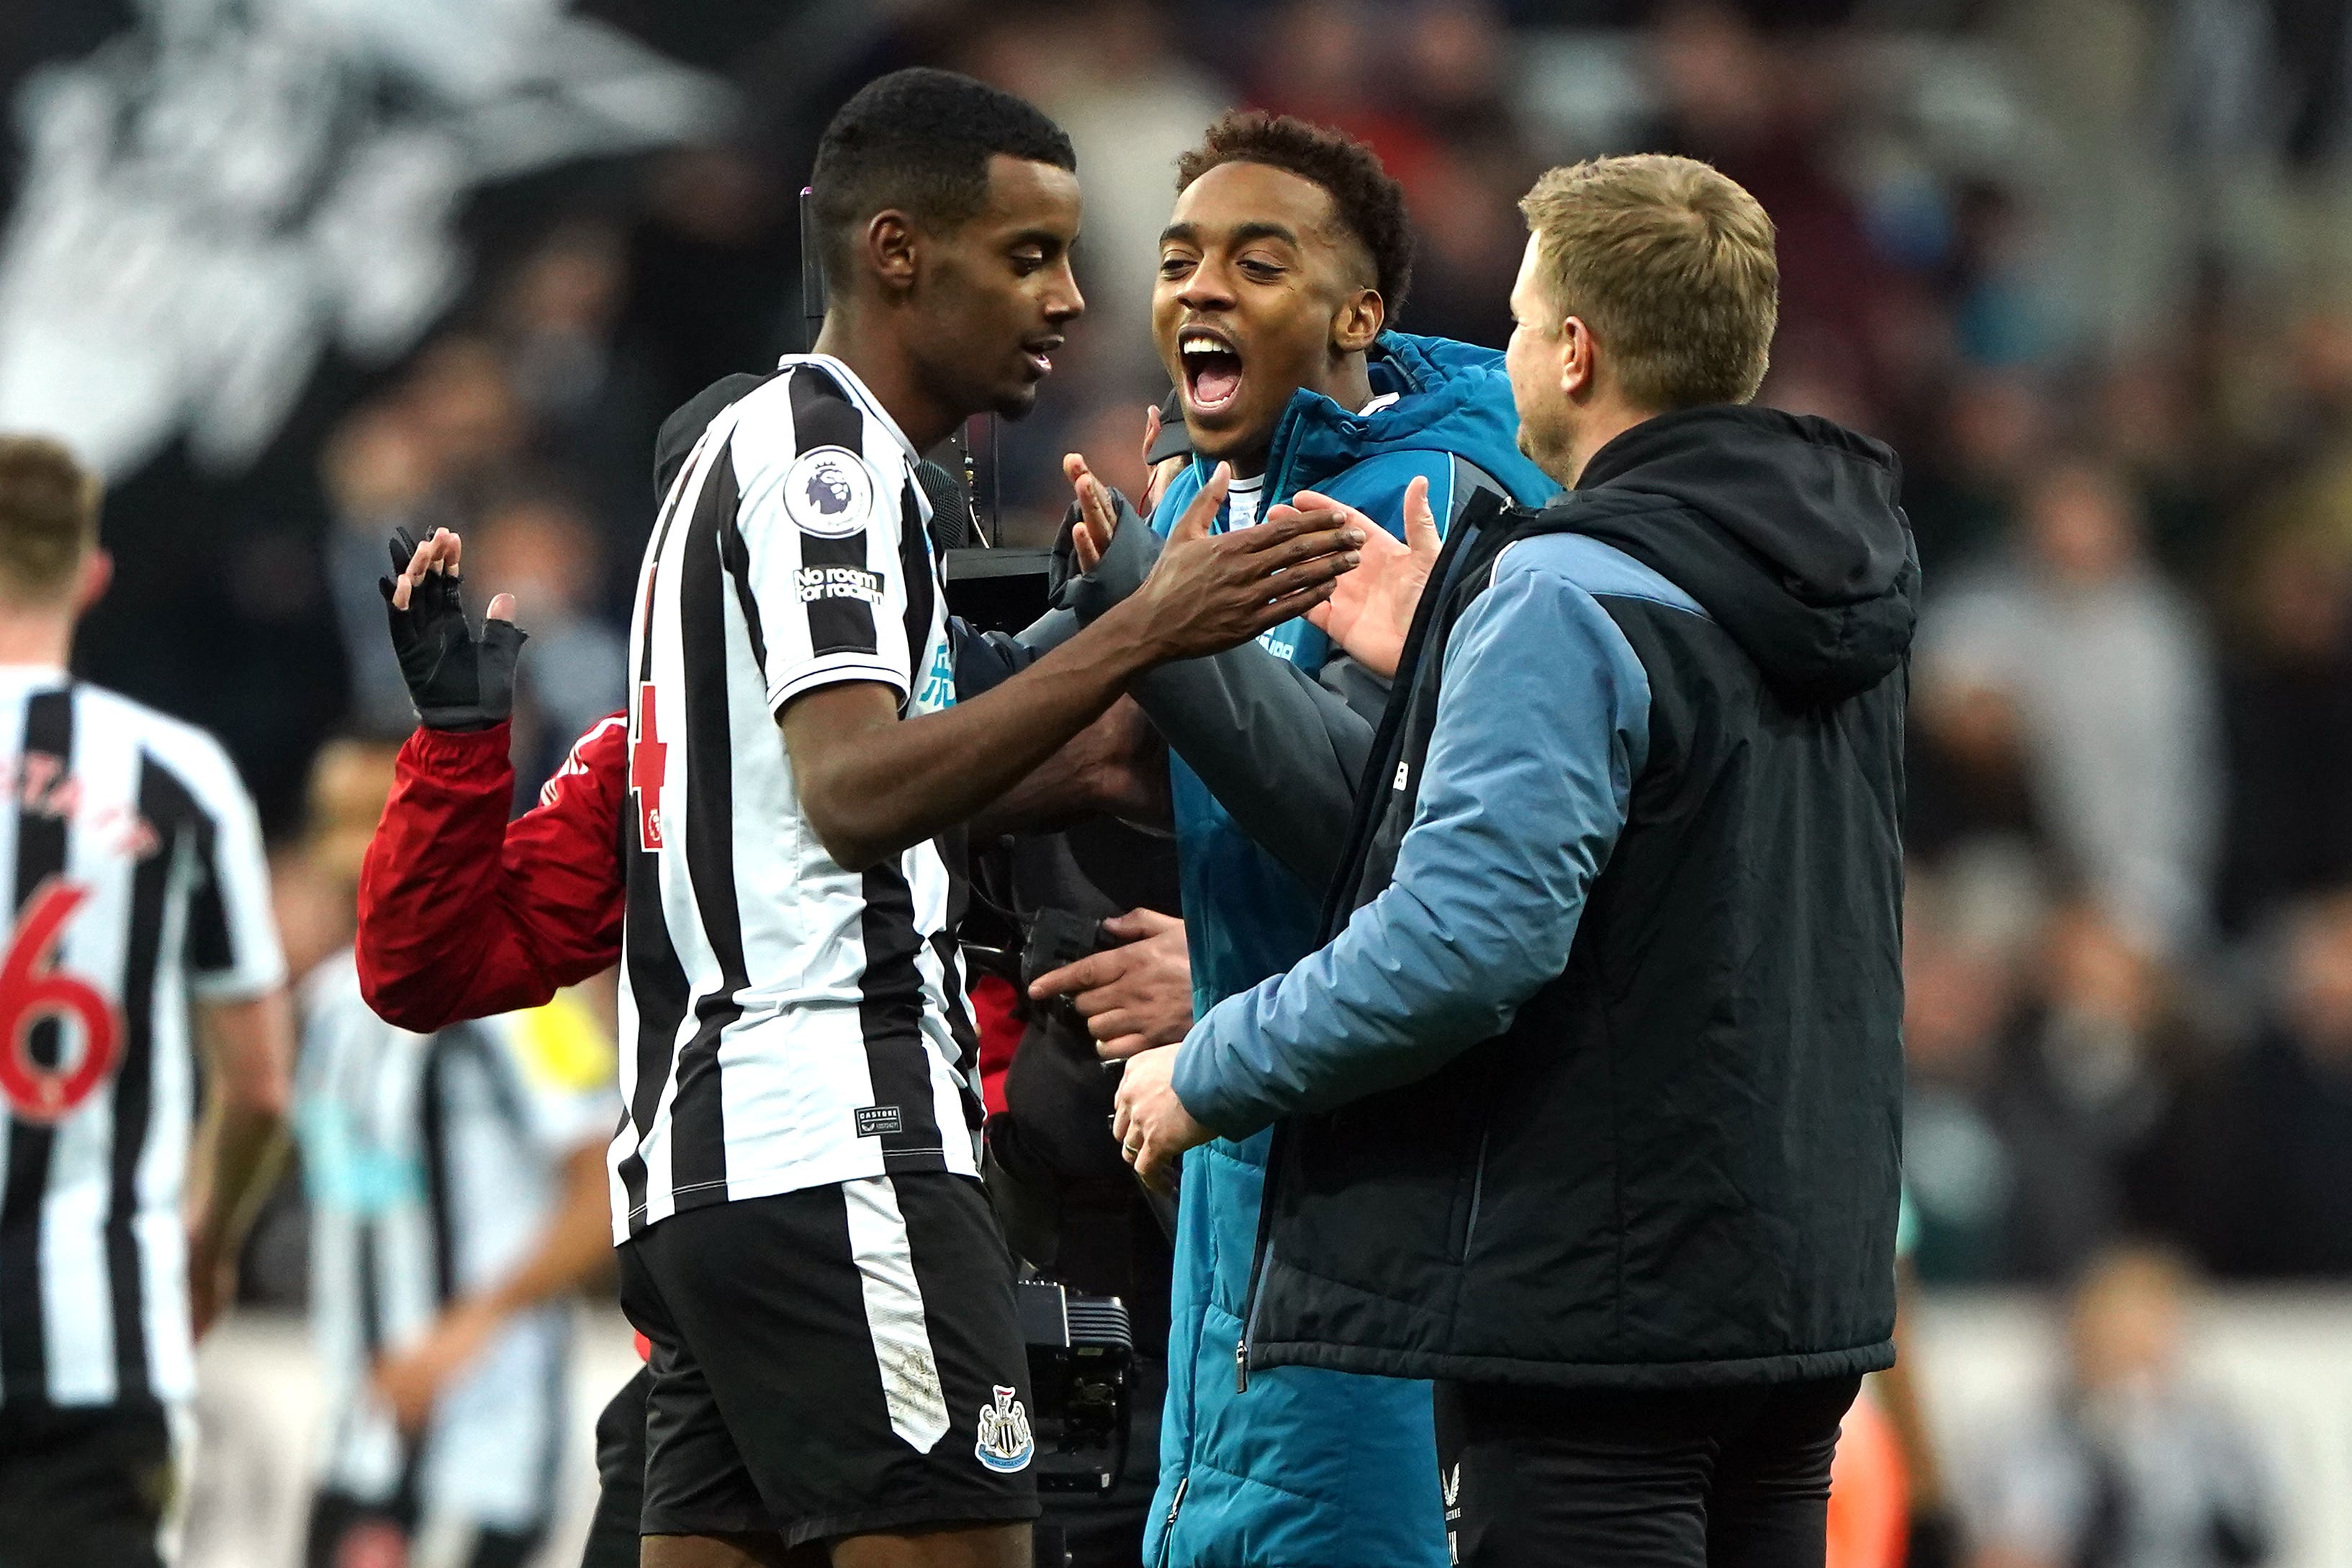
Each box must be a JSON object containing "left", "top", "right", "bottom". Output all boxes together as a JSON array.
[{"left": 1180, "top": 329, "right": 1244, "bottom": 415}]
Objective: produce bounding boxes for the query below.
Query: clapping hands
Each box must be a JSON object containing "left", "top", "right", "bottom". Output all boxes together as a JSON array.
[{"left": 1297, "top": 474, "right": 1440, "bottom": 680}]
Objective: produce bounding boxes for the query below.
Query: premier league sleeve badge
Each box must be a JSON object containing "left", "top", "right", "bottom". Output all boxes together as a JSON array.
[{"left": 783, "top": 446, "right": 878, "bottom": 539}]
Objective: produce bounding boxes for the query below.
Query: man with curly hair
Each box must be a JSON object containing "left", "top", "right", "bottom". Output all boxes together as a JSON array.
[{"left": 1050, "top": 110, "right": 1559, "bottom": 1568}]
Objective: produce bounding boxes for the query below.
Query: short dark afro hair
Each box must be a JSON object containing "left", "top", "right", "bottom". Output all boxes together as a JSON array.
[
  {"left": 811, "top": 68, "right": 1076, "bottom": 278},
  {"left": 1176, "top": 112, "right": 1413, "bottom": 318}
]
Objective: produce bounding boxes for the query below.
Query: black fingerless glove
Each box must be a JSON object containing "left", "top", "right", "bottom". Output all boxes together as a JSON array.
[{"left": 378, "top": 527, "right": 527, "bottom": 731}]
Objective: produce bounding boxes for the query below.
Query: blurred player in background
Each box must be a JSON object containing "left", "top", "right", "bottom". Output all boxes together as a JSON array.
[
  {"left": 1973, "top": 1245, "right": 2274, "bottom": 1568},
  {"left": 0, "top": 436, "right": 292, "bottom": 1568},
  {"left": 292, "top": 736, "right": 616, "bottom": 1568}
]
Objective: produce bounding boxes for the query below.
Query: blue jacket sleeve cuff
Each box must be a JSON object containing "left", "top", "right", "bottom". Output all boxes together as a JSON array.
[{"left": 1171, "top": 993, "right": 1274, "bottom": 1141}]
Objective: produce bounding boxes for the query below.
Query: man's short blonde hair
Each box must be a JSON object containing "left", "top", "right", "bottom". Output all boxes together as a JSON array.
[
  {"left": 0, "top": 436, "right": 99, "bottom": 603},
  {"left": 1518, "top": 154, "right": 1778, "bottom": 410}
]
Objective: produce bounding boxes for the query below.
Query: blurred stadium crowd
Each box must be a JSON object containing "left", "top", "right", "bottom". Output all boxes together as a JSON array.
[{"left": 12, "top": 0, "right": 2352, "bottom": 1561}]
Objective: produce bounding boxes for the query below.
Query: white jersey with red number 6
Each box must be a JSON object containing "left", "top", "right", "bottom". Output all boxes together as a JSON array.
[{"left": 0, "top": 667, "right": 284, "bottom": 1409}]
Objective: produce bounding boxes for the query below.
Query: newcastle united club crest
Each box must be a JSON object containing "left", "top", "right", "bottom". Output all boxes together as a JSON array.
[{"left": 973, "top": 1384, "right": 1033, "bottom": 1473}]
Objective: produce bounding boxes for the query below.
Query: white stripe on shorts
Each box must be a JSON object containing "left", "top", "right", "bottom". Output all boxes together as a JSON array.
[{"left": 840, "top": 1175, "right": 951, "bottom": 1454}]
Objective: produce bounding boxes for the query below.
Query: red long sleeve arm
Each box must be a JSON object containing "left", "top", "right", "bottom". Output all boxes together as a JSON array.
[{"left": 356, "top": 716, "right": 628, "bottom": 1032}]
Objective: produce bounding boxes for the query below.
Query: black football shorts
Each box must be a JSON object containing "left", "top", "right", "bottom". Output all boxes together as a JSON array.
[{"left": 618, "top": 1173, "right": 1040, "bottom": 1549}]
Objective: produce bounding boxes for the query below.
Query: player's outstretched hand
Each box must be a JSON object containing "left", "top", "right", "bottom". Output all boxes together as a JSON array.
[
  {"left": 379, "top": 526, "right": 528, "bottom": 732},
  {"left": 1117, "top": 464, "right": 1361, "bottom": 663},
  {"left": 1061, "top": 452, "right": 1120, "bottom": 574},
  {"left": 1299, "top": 474, "right": 1440, "bottom": 680}
]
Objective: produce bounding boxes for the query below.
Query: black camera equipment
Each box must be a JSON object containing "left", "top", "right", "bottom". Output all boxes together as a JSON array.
[
  {"left": 944, "top": 545, "right": 1054, "bottom": 631},
  {"left": 1017, "top": 1278, "right": 1136, "bottom": 1494},
  {"left": 914, "top": 456, "right": 1053, "bottom": 632}
]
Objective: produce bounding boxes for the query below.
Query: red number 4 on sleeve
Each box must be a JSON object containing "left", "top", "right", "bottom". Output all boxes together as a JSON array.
[{"left": 0, "top": 878, "right": 122, "bottom": 1122}]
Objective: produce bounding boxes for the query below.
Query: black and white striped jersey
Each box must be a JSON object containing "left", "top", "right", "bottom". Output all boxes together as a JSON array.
[
  {"left": 297, "top": 953, "right": 613, "bottom": 1528},
  {"left": 0, "top": 667, "right": 285, "bottom": 1408},
  {"left": 610, "top": 355, "right": 979, "bottom": 1240}
]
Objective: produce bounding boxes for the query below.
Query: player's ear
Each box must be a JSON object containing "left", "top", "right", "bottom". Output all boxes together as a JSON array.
[
  {"left": 1560, "top": 315, "right": 1596, "bottom": 400},
  {"left": 73, "top": 549, "right": 112, "bottom": 618},
  {"left": 1333, "top": 287, "right": 1382, "bottom": 356},
  {"left": 865, "top": 210, "right": 920, "bottom": 295}
]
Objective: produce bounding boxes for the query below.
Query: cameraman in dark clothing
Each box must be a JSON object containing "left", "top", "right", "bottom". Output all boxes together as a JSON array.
[
  {"left": 963, "top": 810, "right": 1186, "bottom": 1567},
  {"left": 1115, "top": 153, "right": 1914, "bottom": 1567}
]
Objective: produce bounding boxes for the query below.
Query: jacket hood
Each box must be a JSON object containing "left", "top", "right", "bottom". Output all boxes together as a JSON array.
[
  {"left": 1567, "top": 405, "right": 1918, "bottom": 703},
  {"left": 1264, "top": 330, "right": 1559, "bottom": 508}
]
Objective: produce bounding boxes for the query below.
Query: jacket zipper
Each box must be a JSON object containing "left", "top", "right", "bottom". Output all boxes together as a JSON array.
[
  {"left": 1261, "top": 402, "right": 1307, "bottom": 513},
  {"left": 1235, "top": 1125, "right": 1288, "bottom": 1393},
  {"left": 1459, "top": 1129, "right": 1491, "bottom": 1261},
  {"left": 1153, "top": 1474, "right": 1188, "bottom": 1567}
]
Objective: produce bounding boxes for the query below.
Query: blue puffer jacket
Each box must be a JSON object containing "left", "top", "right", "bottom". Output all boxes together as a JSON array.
[{"left": 1143, "top": 333, "right": 1557, "bottom": 1568}]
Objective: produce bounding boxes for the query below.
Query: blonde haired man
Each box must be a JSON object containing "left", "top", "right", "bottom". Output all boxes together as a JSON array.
[
  {"left": 1115, "top": 155, "right": 1917, "bottom": 1567},
  {"left": 0, "top": 436, "right": 292, "bottom": 1568}
]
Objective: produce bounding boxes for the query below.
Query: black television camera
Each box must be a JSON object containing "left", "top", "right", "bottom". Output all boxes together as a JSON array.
[
  {"left": 1018, "top": 1278, "right": 1136, "bottom": 1495},
  {"left": 924, "top": 420, "right": 1176, "bottom": 1568}
]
